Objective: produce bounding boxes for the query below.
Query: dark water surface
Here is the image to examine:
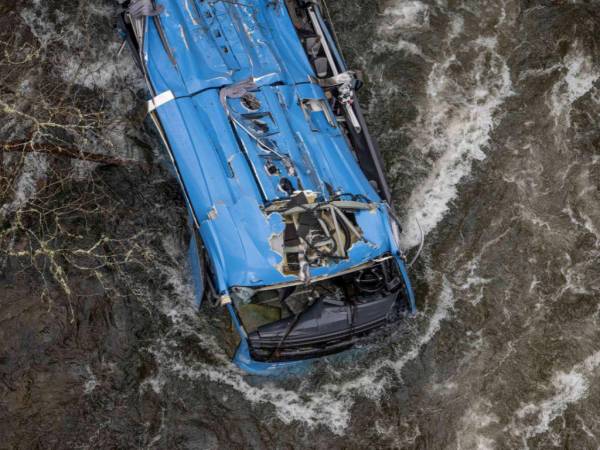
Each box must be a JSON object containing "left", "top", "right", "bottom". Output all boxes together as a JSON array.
[{"left": 1, "top": 0, "right": 599, "bottom": 448}]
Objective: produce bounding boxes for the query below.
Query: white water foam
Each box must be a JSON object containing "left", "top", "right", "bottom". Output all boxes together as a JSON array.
[
  {"left": 457, "top": 226, "right": 511, "bottom": 305},
  {"left": 376, "top": 1, "right": 431, "bottom": 59},
  {"left": 83, "top": 364, "right": 98, "bottom": 395},
  {"left": 19, "top": 0, "right": 72, "bottom": 49},
  {"left": 399, "top": 34, "right": 513, "bottom": 248},
  {"left": 141, "top": 258, "right": 355, "bottom": 432},
  {"left": 21, "top": 1, "right": 141, "bottom": 91},
  {"left": 389, "top": 275, "right": 455, "bottom": 372},
  {"left": 372, "top": 39, "right": 427, "bottom": 59},
  {"left": 549, "top": 43, "right": 599, "bottom": 130},
  {"left": 508, "top": 351, "right": 600, "bottom": 446},
  {"left": 135, "top": 3, "right": 489, "bottom": 435},
  {"left": 12, "top": 0, "right": 509, "bottom": 439},
  {"left": 315, "top": 273, "right": 456, "bottom": 403},
  {"left": 457, "top": 400, "right": 499, "bottom": 450},
  {"left": 141, "top": 250, "right": 456, "bottom": 435},
  {"left": 0, "top": 153, "right": 48, "bottom": 219},
  {"left": 379, "top": 1, "right": 430, "bottom": 33},
  {"left": 60, "top": 41, "right": 140, "bottom": 90},
  {"left": 564, "top": 50, "right": 599, "bottom": 104},
  {"left": 140, "top": 236, "right": 356, "bottom": 431},
  {"left": 20, "top": 0, "right": 146, "bottom": 167}
]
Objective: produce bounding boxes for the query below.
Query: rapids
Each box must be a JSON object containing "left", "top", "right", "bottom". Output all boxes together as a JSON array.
[{"left": 1, "top": 0, "right": 599, "bottom": 448}]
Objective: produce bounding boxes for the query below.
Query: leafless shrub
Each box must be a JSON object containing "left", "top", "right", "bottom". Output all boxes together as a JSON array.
[{"left": 0, "top": 1, "right": 185, "bottom": 319}]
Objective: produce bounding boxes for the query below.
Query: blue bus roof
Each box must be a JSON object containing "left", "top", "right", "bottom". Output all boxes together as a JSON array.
[{"left": 142, "top": 0, "right": 395, "bottom": 290}]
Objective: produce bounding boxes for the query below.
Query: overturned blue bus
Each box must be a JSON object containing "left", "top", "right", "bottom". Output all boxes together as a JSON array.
[{"left": 117, "top": 0, "right": 416, "bottom": 374}]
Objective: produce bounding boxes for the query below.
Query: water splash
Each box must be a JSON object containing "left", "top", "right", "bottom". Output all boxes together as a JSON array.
[
  {"left": 140, "top": 258, "right": 456, "bottom": 435},
  {"left": 0, "top": 153, "right": 48, "bottom": 218},
  {"left": 140, "top": 238, "right": 356, "bottom": 433},
  {"left": 379, "top": 1, "right": 430, "bottom": 33},
  {"left": 134, "top": 0, "right": 510, "bottom": 436},
  {"left": 550, "top": 42, "right": 599, "bottom": 130},
  {"left": 457, "top": 400, "right": 499, "bottom": 450},
  {"left": 399, "top": 33, "right": 513, "bottom": 247},
  {"left": 508, "top": 351, "right": 600, "bottom": 446}
]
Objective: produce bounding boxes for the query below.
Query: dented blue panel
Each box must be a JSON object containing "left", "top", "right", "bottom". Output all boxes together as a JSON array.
[
  {"left": 141, "top": 0, "right": 404, "bottom": 292},
  {"left": 117, "top": 0, "right": 421, "bottom": 372},
  {"left": 143, "top": 0, "right": 315, "bottom": 97}
]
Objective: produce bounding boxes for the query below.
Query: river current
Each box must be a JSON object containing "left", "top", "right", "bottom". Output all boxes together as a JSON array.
[{"left": 1, "top": 0, "right": 599, "bottom": 448}]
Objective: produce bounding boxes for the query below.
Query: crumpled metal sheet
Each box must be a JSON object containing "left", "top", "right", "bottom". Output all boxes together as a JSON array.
[
  {"left": 141, "top": 0, "right": 395, "bottom": 290},
  {"left": 128, "top": 0, "right": 165, "bottom": 18}
]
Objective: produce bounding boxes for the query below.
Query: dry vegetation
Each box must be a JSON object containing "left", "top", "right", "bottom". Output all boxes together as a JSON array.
[
  {"left": 0, "top": 1, "right": 187, "bottom": 317},
  {"left": 0, "top": 2, "right": 196, "bottom": 446}
]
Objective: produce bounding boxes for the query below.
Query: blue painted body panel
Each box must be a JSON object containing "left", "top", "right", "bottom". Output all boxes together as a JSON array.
[
  {"left": 144, "top": 0, "right": 315, "bottom": 97},
  {"left": 134, "top": 0, "right": 416, "bottom": 372},
  {"left": 142, "top": 0, "right": 396, "bottom": 289}
]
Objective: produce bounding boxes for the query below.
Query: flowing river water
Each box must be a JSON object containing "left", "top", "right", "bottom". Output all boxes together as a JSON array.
[{"left": 1, "top": 0, "right": 599, "bottom": 448}]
